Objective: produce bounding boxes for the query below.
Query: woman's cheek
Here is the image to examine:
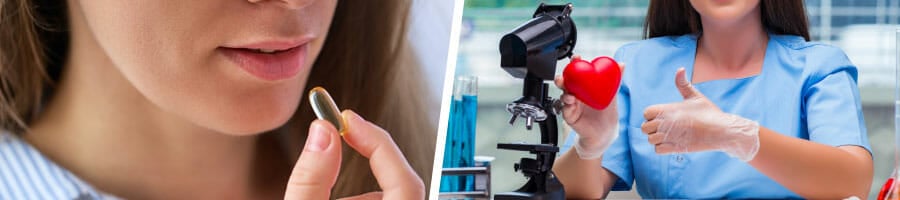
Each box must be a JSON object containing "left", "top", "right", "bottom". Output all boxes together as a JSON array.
[{"left": 73, "top": 0, "right": 332, "bottom": 135}]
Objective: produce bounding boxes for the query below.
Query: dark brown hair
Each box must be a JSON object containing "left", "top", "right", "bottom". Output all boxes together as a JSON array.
[
  {"left": 0, "top": 0, "right": 435, "bottom": 198},
  {"left": 643, "top": 0, "right": 811, "bottom": 41},
  {"left": 0, "top": 0, "right": 68, "bottom": 134}
]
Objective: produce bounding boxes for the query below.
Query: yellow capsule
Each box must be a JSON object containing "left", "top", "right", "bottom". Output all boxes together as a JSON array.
[{"left": 308, "top": 87, "right": 348, "bottom": 135}]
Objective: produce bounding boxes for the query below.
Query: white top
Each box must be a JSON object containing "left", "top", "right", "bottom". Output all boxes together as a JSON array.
[{"left": 0, "top": 131, "right": 119, "bottom": 199}]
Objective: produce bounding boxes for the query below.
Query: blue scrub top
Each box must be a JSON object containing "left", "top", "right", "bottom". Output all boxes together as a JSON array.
[{"left": 560, "top": 33, "right": 871, "bottom": 198}]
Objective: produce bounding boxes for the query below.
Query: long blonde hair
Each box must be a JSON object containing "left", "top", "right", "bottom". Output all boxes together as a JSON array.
[{"left": 0, "top": 0, "right": 436, "bottom": 198}]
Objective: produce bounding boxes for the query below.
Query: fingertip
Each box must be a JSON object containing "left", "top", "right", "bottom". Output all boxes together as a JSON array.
[
  {"left": 340, "top": 109, "right": 355, "bottom": 121},
  {"left": 640, "top": 121, "right": 649, "bottom": 133},
  {"left": 338, "top": 109, "right": 385, "bottom": 157},
  {"left": 307, "top": 120, "right": 338, "bottom": 152},
  {"left": 678, "top": 68, "right": 691, "bottom": 84},
  {"left": 341, "top": 110, "right": 364, "bottom": 136},
  {"left": 674, "top": 67, "right": 700, "bottom": 99},
  {"left": 642, "top": 106, "right": 658, "bottom": 121},
  {"left": 554, "top": 75, "right": 565, "bottom": 89},
  {"left": 655, "top": 143, "right": 675, "bottom": 154}
]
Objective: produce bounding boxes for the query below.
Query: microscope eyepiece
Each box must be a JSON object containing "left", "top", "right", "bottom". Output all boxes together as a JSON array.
[{"left": 499, "top": 3, "right": 576, "bottom": 81}]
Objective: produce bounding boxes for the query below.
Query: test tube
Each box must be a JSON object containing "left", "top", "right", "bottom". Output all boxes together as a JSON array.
[{"left": 440, "top": 76, "right": 478, "bottom": 192}]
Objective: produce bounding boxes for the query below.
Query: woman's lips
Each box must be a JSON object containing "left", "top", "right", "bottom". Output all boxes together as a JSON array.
[{"left": 219, "top": 43, "right": 308, "bottom": 81}]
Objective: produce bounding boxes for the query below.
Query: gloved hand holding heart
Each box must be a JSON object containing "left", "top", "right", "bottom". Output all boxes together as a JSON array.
[{"left": 562, "top": 56, "right": 622, "bottom": 110}]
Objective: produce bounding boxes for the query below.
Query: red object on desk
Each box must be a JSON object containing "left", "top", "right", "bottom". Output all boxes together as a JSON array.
[{"left": 562, "top": 56, "right": 622, "bottom": 110}]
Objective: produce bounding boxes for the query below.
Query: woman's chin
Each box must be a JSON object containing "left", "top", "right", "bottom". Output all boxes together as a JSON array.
[
  {"left": 143, "top": 74, "right": 306, "bottom": 137},
  {"left": 193, "top": 103, "right": 300, "bottom": 136},
  {"left": 216, "top": 117, "right": 292, "bottom": 136}
]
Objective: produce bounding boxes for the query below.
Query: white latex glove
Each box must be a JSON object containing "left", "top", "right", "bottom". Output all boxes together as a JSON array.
[
  {"left": 641, "top": 68, "right": 760, "bottom": 162},
  {"left": 554, "top": 56, "right": 622, "bottom": 160},
  {"left": 572, "top": 124, "right": 618, "bottom": 160}
]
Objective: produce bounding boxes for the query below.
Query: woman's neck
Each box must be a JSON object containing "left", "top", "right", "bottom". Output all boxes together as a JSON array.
[
  {"left": 24, "top": 7, "right": 286, "bottom": 199},
  {"left": 693, "top": 8, "right": 769, "bottom": 83}
]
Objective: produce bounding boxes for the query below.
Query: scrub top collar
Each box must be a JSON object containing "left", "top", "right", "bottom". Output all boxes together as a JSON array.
[{"left": 676, "top": 32, "right": 803, "bottom": 87}]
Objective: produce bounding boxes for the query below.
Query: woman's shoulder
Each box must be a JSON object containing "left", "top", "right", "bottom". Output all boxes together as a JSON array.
[
  {"left": 615, "top": 34, "right": 696, "bottom": 56},
  {"left": 0, "top": 131, "right": 117, "bottom": 199},
  {"left": 770, "top": 34, "right": 857, "bottom": 81},
  {"left": 772, "top": 34, "right": 851, "bottom": 60}
]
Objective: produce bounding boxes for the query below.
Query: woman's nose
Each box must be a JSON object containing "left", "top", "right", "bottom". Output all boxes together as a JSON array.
[{"left": 246, "top": 0, "right": 314, "bottom": 10}]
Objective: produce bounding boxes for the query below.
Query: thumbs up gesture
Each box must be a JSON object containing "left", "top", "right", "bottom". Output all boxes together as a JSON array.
[{"left": 641, "top": 68, "right": 761, "bottom": 162}]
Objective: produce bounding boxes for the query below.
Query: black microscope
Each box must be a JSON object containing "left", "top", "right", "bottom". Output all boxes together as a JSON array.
[{"left": 495, "top": 3, "right": 576, "bottom": 200}]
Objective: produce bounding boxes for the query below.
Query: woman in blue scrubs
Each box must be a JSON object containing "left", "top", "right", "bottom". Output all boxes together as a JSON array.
[{"left": 552, "top": 0, "right": 873, "bottom": 198}]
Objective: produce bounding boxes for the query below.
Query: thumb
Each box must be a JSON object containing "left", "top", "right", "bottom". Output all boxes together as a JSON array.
[
  {"left": 285, "top": 120, "right": 343, "bottom": 199},
  {"left": 674, "top": 67, "right": 701, "bottom": 99}
]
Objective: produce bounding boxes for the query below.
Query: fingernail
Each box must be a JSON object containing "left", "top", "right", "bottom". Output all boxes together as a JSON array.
[
  {"left": 341, "top": 110, "right": 362, "bottom": 135},
  {"left": 305, "top": 122, "right": 331, "bottom": 152},
  {"left": 342, "top": 110, "right": 361, "bottom": 123}
]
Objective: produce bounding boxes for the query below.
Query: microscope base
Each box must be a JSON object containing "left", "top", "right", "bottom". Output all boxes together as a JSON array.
[
  {"left": 494, "top": 191, "right": 565, "bottom": 200},
  {"left": 494, "top": 176, "right": 565, "bottom": 200}
]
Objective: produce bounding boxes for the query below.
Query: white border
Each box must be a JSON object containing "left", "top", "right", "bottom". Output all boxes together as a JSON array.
[{"left": 428, "top": 0, "right": 465, "bottom": 199}]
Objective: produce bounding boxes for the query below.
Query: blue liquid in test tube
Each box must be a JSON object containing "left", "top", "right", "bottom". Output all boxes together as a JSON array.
[{"left": 440, "top": 76, "right": 478, "bottom": 192}]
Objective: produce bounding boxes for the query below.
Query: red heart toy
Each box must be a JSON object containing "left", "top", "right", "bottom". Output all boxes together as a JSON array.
[{"left": 563, "top": 56, "right": 622, "bottom": 110}]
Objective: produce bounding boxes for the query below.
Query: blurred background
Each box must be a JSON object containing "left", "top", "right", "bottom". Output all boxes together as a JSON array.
[
  {"left": 410, "top": 0, "right": 456, "bottom": 102},
  {"left": 450, "top": 0, "right": 900, "bottom": 198}
]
